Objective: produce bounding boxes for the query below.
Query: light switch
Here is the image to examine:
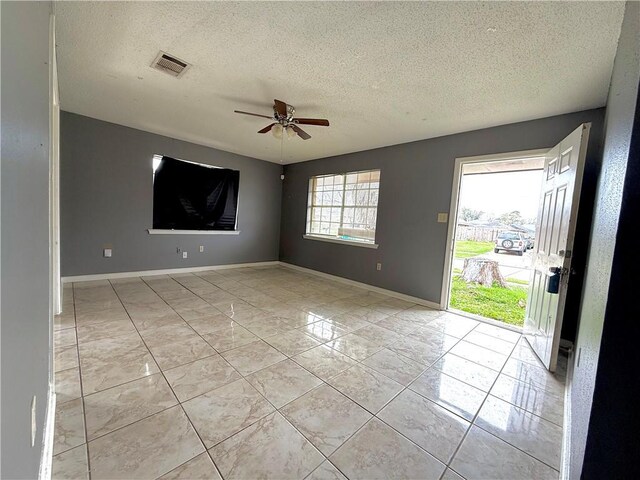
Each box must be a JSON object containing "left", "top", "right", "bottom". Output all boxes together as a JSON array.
[
  {"left": 437, "top": 213, "right": 448, "bottom": 223},
  {"left": 103, "top": 248, "right": 112, "bottom": 258}
]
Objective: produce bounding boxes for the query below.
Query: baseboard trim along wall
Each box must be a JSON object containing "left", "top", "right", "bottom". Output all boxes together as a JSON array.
[
  {"left": 61, "top": 261, "right": 280, "bottom": 283},
  {"left": 61, "top": 260, "right": 443, "bottom": 310},
  {"left": 279, "top": 262, "right": 442, "bottom": 310},
  {"left": 561, "top": 348, "right": 575, "bottom": 480},
  {"left": 38, "top": 386, "right": 56, "bottom": 480}
]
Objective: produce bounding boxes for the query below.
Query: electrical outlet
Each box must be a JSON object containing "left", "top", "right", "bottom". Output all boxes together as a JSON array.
[
  {"left": 182, "top": 251, "right": 188, "bottom": 259},
  {"left": 103, "top": 248, "right": 112, "bottom": 258},
  {"left": 199, "top": 246, "right": 204, "bottom": 253},
  {"left": 376, "top": 262, "right": 382, "bottom": 271},
  {"left": 31, "top": 396, "right": 36, "bottom": 447}
]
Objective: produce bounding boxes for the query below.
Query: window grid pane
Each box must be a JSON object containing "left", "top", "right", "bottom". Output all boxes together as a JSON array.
[{"left": 306, "top": 169, "right": 380, "bottom": 242}]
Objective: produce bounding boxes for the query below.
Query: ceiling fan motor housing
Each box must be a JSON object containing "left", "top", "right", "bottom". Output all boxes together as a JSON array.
[{"left": 234, "top": 99, "right": 329, "bottom": 140}]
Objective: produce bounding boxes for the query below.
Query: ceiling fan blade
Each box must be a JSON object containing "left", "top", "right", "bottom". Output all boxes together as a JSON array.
[
  {"left": 274, "top": 99, "right": 288, "bottom": 117},
  {"left": 293, "top": 118, "right": 330, "bottom": 127},
  {"left": 290, "top": 124, "right": 311, "bottom": 140},
  {"left": 234, "top": 110, "right": 273, "bottom": 120},
  {"left": 257, "top": 123, "right": 277, "bottom": 134}
]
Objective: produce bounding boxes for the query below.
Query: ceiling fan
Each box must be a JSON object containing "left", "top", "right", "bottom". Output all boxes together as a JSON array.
[{"left": 234, "top": 99, "right": 330, "bottom": 140}]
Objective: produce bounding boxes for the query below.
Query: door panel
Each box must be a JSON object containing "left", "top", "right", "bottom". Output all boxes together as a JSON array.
[{"left": 524, "top": 124, "right": 590, "bottom": 371}]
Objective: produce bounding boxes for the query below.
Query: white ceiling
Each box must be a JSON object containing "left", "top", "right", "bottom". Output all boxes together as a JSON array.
[{"left": 55, "top": 1, "right": 624, "bottom": 164}]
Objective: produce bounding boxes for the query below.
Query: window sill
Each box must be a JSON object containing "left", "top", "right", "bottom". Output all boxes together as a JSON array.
[
  {"left": 147, "top": 229, "right": 240, "bottom": 235},
  {"left": 303, "top": 234, "right": 379, "bottom": 249}
]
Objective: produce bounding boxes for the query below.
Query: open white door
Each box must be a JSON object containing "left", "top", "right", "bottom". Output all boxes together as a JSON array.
[{"left": 524, "top": 123, "right": 590, "bottom": 372}]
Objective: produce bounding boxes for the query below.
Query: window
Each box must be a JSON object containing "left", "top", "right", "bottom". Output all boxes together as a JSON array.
[
  {"left": 152, "top": 155, "right": 239, "bottom": 231},
  {"left": 305, "top": 169, "right": 380, "bottom": 245}
]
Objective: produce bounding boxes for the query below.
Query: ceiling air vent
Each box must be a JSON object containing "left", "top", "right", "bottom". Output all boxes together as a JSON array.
[{"left": 151, "top": 51, "right": 190, "bottom": 78}]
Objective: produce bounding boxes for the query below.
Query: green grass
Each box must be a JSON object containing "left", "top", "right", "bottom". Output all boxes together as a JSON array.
[
  {"left": 450, "top": 276, "right": 527, "bottom": 326},
  {"left": 454, "top": 240, "right": 494, "bottom": 259}
]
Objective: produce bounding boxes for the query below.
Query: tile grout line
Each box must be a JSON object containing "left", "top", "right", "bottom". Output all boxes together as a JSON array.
[
  {"left": 179, "top": 271, "right": 378, "bottom": 477},
  {"left": 131, "top": 272, "right": 459, "bottom": 477},
  {"left": 142, "top": 274, "right": 340, "bottom": 475},
  {"left": 72, "top": 283, "right": 93, "bottom": 480},
  {"left": 444, "top": 326, "right": 561, "bottom": 476},
  {"left": 444, "top": 322, "right": 517, "bottom": 467},
  {"left": 68, "top": 270, "right": 404, "bottom": 479},
  {"left": 106, "top": 278, "right": 225, "bottom": 479},
  {"left": 146, "top": 271, "right": 396, "bottom": 478},
  {"left": 66, "top": 269, "right": 558, "bottom": 480},
  {"left": 139, "top": 272, "right": 353, "bottom": 476}
]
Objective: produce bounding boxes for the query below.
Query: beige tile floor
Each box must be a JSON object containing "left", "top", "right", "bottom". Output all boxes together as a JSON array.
[{"left": 52, "top": 266, "right": 566, "bottom": 480}]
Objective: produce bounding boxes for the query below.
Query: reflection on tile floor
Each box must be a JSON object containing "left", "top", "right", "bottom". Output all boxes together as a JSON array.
[{"left": 52, "top": 266, "right": 566, "bottom": 479}]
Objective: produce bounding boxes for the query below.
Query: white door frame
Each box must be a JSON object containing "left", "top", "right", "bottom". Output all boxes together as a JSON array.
[
  {"left": 440, "top": 148, "right": 549, "bottom": 311},
  {"left": 50, "top": 56, "right": 60, "bottom": 315}
]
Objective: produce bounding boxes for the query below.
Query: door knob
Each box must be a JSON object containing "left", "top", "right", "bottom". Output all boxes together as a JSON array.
[{"left": 547, "top": 267, "right": 564, "bottom": 294}]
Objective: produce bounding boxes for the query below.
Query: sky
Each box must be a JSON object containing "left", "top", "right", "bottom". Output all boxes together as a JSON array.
[{"left": 458, "top": 170, "right": 543, "bottom": 220}]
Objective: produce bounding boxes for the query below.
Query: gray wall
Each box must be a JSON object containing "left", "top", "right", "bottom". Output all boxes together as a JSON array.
[
  {"left": 1, "top": 2, "right": 52, "bottom": 478},
  {"left": 60, "top": 112, "right": 283, "bottom": 276},
  {"left": 569, "top": 2, "right": 640, "bottom": 478},
  {"left": 280, "top": 109, "right": 605, "bottom": 305}
]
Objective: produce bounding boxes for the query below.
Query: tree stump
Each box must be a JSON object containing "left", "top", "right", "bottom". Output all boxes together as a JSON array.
[{"left": 461, "top": 258, "right": 506, "bottom": 288}]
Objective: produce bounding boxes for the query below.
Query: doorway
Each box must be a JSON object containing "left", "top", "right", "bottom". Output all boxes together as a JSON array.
[{"left": 442, "top": 150, "right": 547, "bottom": 328}]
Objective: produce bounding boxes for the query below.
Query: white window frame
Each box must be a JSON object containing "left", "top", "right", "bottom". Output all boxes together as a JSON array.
[{"left": 304, "top": 169, "right": 380, "bottom": 248}]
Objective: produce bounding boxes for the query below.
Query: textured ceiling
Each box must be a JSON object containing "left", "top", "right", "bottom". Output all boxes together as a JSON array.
[{"left": 55, "top": 1, "right": 624, "bottom": 164}]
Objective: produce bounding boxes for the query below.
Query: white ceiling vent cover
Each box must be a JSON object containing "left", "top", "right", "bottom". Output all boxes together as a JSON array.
[{"left": 151, "top": 51, "right": 190, "bottom": 78}]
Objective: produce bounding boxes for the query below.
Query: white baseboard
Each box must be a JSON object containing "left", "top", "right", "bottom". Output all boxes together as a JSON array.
[
  {"left": 560, "top": 348, "right": 575, "bottom": 480},
  {"left": 39, "top": 386, "right": 56, "bottom": 480},
  {"left": 62, "top": 260, "right": 442, "bottom": 311},
  {"left": 279, "top": 262, "right": 442, "bottom": 310},
  {"left": 62, "top": 261, "right": 280, "bottom": 283}
]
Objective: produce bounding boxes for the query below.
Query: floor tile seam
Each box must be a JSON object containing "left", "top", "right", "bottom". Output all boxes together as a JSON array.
[
  {"left": 407, "top": 329, "right": 563, "bottom": 429},
  {"left": 466, "top": 421, "right": 561, "bottom": 473},
  {"left": 69, "top": 282, "right": 93, "bottom": 480},
  {"left": 379, "top": 329, "right": 465, "bottom": 377},
  {"left": 150, "top": 275, "right": 350, "bottom": 382},
  {"left": 290, "top": 343, "right": 452, "bottom": 466},
  {"left": 500, "top": 367, "right": 567, "bottom": 392},
  {"left": 139, "top": 273, "right": 327, "bottom": 477},
  {"left": 81, "top": 274, "right": 537, "bottom": 479},
  {"left": 328, "top": 413, "right": 445, "bottom": 479},
  {"left": 483, "top": 391, "right": 564, "bottom": 428},
  {"left": 500, "top": 344, "right": 567, "bottom": 395},
  {"left": 260, "top": 332, "right": 327, "bottom": 358},
  {"left": 53, "top": 437, "right": 87, "bottom": 457},
  {"left": 107, "top": 278, "right": 213, "bottom": 480},
  {"left": 445, "top": 351, "right": 509, "bottom": 374},
  {"left": 350, "top": 331, "right": 475, "bottom": 469},
  {"left": 139, "top": 276, "right": 242, "bottom": 366},
  {"left": 82, "top": 402, "right": 179, "bottom": 444},
  {"left": 372, "top": 407, "right": 469, "bottom": 468},
  {"left": 80, "top": 368, "right": 186, "bottom": 400},
  {"left": 154, "top": 276, "right": 276, "bottom": 338},
  {"left": 463, "top": 332, "right": 519, "bottom": 355},
  {"left": 446, "top": 327, "right": 526, "bottom": 471}
]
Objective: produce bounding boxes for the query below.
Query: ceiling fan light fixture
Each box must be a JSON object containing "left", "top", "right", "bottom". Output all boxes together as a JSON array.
[
  {"left": 272, "top": 124, "right": 284, "bottom": 139},
  {"left": 235, "top": 99, "right": 329, "bottom": 141}
]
